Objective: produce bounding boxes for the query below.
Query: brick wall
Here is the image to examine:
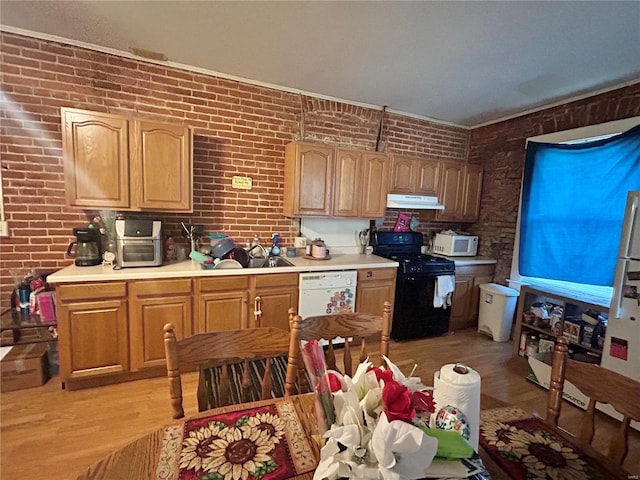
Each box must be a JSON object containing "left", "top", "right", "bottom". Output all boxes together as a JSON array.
[
  {"left": 0, "top": 32, "right": 468, "bottom": 307},
  {"left": 469, "top": 83, "right": 640, "bottom": 285}
]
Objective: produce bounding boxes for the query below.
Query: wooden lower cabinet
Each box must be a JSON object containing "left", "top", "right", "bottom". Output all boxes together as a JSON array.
[
  {"left": 449, "top": 264, "right": 495, "bottom": 331},
  {"left": 356, "top": 268, "right": 397, "bottom": 315},
  {"left": 55, "top": 268, "right": 394, "bottom": 389},
  {"left": 56, "top": 282, "right": 129, "bottom": 388},
  {"left": 253, "top": 273, "right": 298, "bottom": 330},
  {"left": 196, "top": 276, "right": 250, "bottom": 332},
  {"left": 129, "top": 278, "right": 192, "bottom": 370}
]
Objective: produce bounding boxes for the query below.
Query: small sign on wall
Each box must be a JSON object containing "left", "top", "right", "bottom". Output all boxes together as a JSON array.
[
  {"left": 609, "top": 336, "right": 628, "bottom": 360},
  {"left": 232, "top": 176, "right": 252, "bottom": 190}
]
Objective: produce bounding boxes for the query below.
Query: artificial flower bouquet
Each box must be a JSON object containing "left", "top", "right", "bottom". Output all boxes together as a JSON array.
[{"left": 300, "top": 341, "right": 473, "bottom": 480}]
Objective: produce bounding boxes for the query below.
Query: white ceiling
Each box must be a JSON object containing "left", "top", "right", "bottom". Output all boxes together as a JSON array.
[{"left": 1, "top": 1, "right": 639, "bottom": 127}]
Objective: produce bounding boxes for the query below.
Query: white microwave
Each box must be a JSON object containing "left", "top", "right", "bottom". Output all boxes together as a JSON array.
[{"left": 432, "top": 233, "right": 478, "bottom": 257}]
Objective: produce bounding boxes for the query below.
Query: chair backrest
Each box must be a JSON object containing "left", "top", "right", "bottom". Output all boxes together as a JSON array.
[
  {"left": 164, "top": 324, "right": 295, "bottom": 419},
  {"left": 547, "top": 336, "right": 640, "bottom": 465},
  {"left": 285, "top": 301, "right": 392, "bottom": 394}
]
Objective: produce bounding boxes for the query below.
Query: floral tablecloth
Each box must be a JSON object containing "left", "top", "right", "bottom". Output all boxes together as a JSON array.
[
  {"left": 479, "top": 406, "right": 610, "bottom": 480},
  {"left": 155, "top": 401, "right": 316, "bottom": 480}
]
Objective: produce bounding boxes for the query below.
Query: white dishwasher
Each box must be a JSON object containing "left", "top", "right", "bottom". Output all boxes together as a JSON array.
[{"left": 298, "top": 270, "right": 357, "bottom": 317}]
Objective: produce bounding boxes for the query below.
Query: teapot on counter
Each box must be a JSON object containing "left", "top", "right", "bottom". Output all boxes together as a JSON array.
[{"left": 310, "top": 238, "right": 329, "bottom": 259}]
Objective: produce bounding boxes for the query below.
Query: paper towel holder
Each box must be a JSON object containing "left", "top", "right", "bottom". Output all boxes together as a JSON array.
[{"left": 453, "top": 363, "right": 469, "bottom": 374}]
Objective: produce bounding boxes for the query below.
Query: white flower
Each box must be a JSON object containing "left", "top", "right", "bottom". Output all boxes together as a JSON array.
[
  {"left": 315, "top": 359, "right": 435, "bottom": 480},
  {"left": 383, "top": 356, "right": 425, "bottom": 392},
  {"left": 371, "top": 413, "right": 438, "bottom": 480}
]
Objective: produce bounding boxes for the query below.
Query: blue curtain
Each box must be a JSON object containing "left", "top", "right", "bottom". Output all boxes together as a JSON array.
[{"left": 519, "top": 124, "right": 640, "bottom": 286}]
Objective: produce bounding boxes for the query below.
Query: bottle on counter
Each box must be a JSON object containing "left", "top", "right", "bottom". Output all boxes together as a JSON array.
[{"left": 270, "top": 233, "right": 281, "bottom": 256}]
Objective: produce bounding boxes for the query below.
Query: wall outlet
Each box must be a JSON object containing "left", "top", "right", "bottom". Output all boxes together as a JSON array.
[{"left": 0, "top": 221, "right": 9, "bottom": 237}]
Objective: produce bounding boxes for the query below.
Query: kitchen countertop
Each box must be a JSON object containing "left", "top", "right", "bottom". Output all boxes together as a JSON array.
[
  {"left": 46, "top": 254, "right": 399, "bottom": 283},
  {"left": 432, "top": 254, "right": 497, "bottom": 266}
]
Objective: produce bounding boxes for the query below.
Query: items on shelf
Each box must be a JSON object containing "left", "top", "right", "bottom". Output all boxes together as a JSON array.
[{"left": 514, "top": 286, "right": 608, "bottom": 361}]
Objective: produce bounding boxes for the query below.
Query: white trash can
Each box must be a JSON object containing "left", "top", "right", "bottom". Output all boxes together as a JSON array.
[{"left": 478, "top": 283, "right": 520, "bottom": 342}]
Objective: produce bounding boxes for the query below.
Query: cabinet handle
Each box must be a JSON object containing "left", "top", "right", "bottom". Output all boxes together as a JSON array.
[{"left": 254, "top": 296, "right": 262, "bottom": 326}]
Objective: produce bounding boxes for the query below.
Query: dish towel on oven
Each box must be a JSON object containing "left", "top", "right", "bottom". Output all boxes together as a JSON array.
[{"left": 434, "top": 275, "right": 455, "bottom": 308}]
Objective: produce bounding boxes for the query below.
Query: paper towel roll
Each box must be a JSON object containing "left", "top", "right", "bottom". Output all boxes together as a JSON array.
[{"left": 432, "top": 363, "right": 481, "bottom": 450}]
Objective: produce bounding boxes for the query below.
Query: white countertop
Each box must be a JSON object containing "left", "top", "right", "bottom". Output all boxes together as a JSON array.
[
  {"left": 47, "top": 254, "right": 399, "bottom": 283},
  {"left": 432, "top": 254, "right": 497, "bottom": 266}
]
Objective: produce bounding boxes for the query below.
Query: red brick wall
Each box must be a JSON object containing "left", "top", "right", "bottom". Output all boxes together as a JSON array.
[
  {"left": 469, "top": 83, "right": 640, "bottom": 285},
  {"left": 0, "top": 32, "right": 468, "bottom": 307}
]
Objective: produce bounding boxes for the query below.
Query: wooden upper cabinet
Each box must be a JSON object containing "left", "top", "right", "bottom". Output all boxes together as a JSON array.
[
  {"left": 284, "top": 142, "right": 334, "bottom": 216},
  {"left": 61, "top": 107, "right": 193, "bottom": 212},
  {"left": 360, "top": 152, "right": 390, "bottom": 218},
  {"left": 133, "top": 120, "right": 192, "bottom": 212},
  {"left": 434, "top": 162, "right": 483, "bottom": 222},
  {"left": 415, "top": 159, "right": 440, "bottom": 196},
  {"left": 333, "top": 150, "right": 389, "bottom": 218},
  {"left": 62, "top": 109, "right": 131, "bottom": 209},
  {"left": 461, "top": 164, "right": 483, "bottom": 221},
  {"left": 285, "top": 142, "right": 389, "bottom": 218},
  {"left": 389, "top": 156, "right": 415, "bottom": 193},
  {"left": 333, "top": 148, "right": 363, "bottom": 217},
  {"left": 389, "top": 155, "right": 440, "bottom": 196}
]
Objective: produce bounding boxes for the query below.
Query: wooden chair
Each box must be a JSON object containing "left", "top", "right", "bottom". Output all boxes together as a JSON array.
[
  {"left": 164, "top": 324, "right": 295, "bottom": 419},
  {"left": 285, "top": 301, "right": 392, "bottom": 394},
  {"left": 547, "top": 336, "right": 640, "bottom": 473}
]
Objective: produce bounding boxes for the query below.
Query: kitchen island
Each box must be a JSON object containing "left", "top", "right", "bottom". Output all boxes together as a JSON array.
[{"left": 47, "top": 254, "right": 398, "bottom": 390}]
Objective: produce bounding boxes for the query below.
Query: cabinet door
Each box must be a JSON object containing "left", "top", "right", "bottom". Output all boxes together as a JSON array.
[
  {"left": 199, "top": 292, "right": 248, "bottom": 331},
  {"left": 460, "top": 165, "right": 483, "bottom": 221},
  {"left": 389, "top": 156, "right": 415, "bottom": 193},
  {"left": 435, "top": 162, "right": 463, "bottom": 221},
  {"left": 450, "top": 275, "right": 473, "bottom": 331},
  {"left": 196, "top": 277, "right": 250, "bottom": 332},
  {"left": 356, "top": 268, "right": 397, "bottom": 315},
  {"left": 415, "top": 159, "right": 440, "bottom": 196},
  {"left": 129, "top": 278, "right": 192, "bottom": 370},
  {"left": 133, "top": 121, "right": 193, "bottom": 212},
  {"left": 361, "top": 153, "right": 390, "bottom": 218},
  {"left": 333, "top": 149, "right": 363, "bottom": 217},
  {"left": 61, "top": 108, "right": 130, "bottom": 209},
  {"left": 57, "top": 299, "right": 129, "bottom": 380},
  {"left": 253, "top": 274, "right": 298, "bottom": 330},
  {"left": 284, "top": 142, "right": 334, "bottom": 216}
]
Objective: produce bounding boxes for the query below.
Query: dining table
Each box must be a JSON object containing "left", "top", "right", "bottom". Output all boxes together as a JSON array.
[{"left": 76, "top": 393, "right": 512, "bottom": 480}]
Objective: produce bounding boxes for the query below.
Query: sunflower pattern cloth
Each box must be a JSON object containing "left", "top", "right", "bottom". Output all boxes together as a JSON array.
[
  {"left": 479, "top": 407, "right": 609, "bottom": 480},
  {"left": 156, "top": 402, "right": 316, "bottom": 480}
]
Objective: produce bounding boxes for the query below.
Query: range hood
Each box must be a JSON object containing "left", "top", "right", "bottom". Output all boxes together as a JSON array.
[{"left": 386, "top": 194, "right": 445, "bottom": 210}]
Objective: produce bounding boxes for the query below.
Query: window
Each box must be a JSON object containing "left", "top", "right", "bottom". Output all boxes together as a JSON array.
[{"left": 510, "top": 117, "right": 640, "bottom": 305}]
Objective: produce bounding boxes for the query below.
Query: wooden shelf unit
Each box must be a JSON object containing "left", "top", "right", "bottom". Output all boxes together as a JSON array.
[{"left": 512, "top": 285, "right": 608, "bottom": 362}]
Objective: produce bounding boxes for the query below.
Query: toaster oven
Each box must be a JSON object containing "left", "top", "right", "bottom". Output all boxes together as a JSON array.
[
  {"left": 115, "top": 219, "right": 163, "bottom": 267},
  {"left": 433, "top": 232, "right": 478, "bottom": 257}
]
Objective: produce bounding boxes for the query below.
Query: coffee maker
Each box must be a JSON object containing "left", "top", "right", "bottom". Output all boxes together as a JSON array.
[{"left": 67, "top": 227, "right": 102, "bottom": 266}]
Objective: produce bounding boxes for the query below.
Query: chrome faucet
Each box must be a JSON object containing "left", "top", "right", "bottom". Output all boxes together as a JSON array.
[{"left": 246, "top": 243, "right": 268, "bottom": 260}]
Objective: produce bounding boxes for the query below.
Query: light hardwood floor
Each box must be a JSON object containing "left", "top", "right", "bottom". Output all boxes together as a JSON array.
[{"left": 1, "top": 329, "right": 638, "bottom": 479}]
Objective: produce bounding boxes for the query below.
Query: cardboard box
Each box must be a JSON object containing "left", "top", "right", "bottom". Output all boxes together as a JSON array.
[
  {"left": 526, "top": 352, "right": 589, "bottom": 409},
  {"left": 1, "top": 343, "right": 49, "bottom": 392}
]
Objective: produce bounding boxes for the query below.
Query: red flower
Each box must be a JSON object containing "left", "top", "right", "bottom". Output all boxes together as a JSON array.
[
  {"left": 382, "top": 380, "right": 415, "bottom": 423},
  {"left": 302, "top": 340, "right": 327, "bottom": 375},
  {"left": 410, "top": 389, "right": 436, "bottom": 414},
  {"left": 368, "top": 366, "right": 394, "bottom": 384},
  {"left": 327, "top": 371, "right": 342, "bottom": 392}
]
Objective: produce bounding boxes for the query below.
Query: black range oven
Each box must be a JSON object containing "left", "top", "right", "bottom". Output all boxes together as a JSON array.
[{"left": 373, "top": 231, "right": 455, "bottom": 340}]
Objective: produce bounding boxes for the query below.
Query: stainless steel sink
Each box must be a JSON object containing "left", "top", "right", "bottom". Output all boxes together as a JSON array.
[{"left": 246, "top": 256, "right": 294, "bottom": 268}]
